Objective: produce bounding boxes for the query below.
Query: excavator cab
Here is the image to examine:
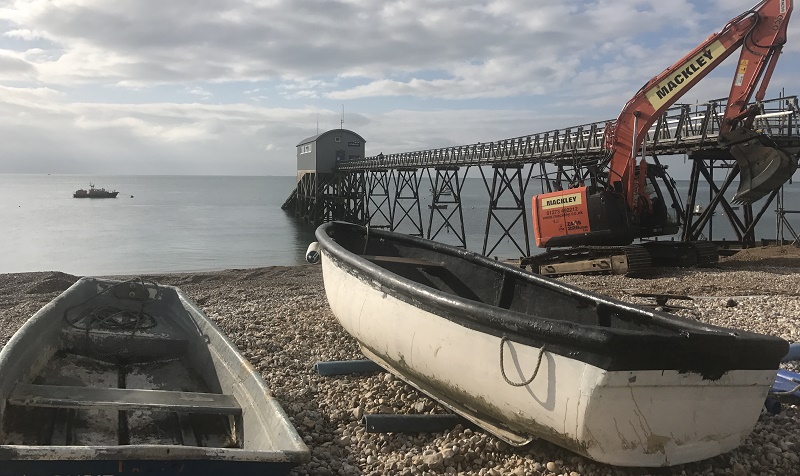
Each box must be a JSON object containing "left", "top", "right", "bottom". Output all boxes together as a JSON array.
[
  {"left": 635, "top": 162, "right": 681, "bottom": 239},
  {"left": 532, "top": 162, "right": 680, "bottom": 248}
]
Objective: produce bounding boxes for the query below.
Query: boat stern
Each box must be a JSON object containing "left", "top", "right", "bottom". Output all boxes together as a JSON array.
[{"left": 576, "top": 368, "right": 775, "bottom": 466}]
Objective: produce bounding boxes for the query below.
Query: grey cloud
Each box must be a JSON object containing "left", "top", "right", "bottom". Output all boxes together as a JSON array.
[
  {"left": 0, "top": 0, "right": 797, "bottom": 177},
  {"left": 0, "top": 54, "right": 36, "bottom": 78},
  {"left": 4, "top": 0, "right": 700, "bottom": 95}
]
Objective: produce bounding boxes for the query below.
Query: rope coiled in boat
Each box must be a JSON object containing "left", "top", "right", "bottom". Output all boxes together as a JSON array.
[{"left": 63, "top": 277, "right": 161, "bottom": 333}]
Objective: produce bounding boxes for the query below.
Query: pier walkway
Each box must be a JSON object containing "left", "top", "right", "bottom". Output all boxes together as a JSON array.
[
  {"left": 287, "top": 95, "right": 800, "bottom": 259},
  {"left": 337, "top": 96, "right": 799, "bottom": 171}
]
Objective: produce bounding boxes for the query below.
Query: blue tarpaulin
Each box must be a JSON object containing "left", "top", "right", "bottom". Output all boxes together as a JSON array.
[
  {"left": 782, "top": 343, "right": 800, "bottom": 362},
  {"left": 770, "top": 369, "right": 800, "bottom": 399}
]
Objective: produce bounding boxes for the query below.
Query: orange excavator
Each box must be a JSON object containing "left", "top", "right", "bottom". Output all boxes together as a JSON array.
[{"left": 529, "top": 0, "right": 797, "bottom": 276}]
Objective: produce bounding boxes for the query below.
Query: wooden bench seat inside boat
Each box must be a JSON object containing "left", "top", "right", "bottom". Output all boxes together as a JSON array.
[
  {"left": 363, "top": 255, "right": 443, "bottom": 267},
  {"left": 8, "top": 383, "right": 241, "bottom": 415}
]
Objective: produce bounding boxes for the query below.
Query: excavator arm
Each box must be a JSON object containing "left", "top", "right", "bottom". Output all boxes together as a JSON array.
[{"left": 607, "top": 0, "right": 794, "bottom": 208}]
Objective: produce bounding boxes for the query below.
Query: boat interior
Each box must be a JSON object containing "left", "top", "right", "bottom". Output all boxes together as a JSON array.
[
  {"left": 335, "top": 224, "right": 703, "bottom": 335},
  {"left": 1, "top": 281, "right": 242, "bottom": 448}
]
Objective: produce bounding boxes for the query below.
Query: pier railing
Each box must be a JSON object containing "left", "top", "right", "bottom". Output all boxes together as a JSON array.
[{"left": 336, "top": 96, "right": 799, "bottom": 171}]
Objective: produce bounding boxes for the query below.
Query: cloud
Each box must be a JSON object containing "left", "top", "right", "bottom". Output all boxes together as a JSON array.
[
  {"left": 0, "top": 0, "right": 796, "bottom": 177},
  {"left": 0, "top": 0, "right": 700, "bottom": 94},
  {"left": 185, "top": 86, "right": 211, "bottom": 98},
  {"left": 0, "top": 84, "right": 323, "bottom": 174},
  {"left": 0, "top": 49, "right": 37, "bottom": 79}
]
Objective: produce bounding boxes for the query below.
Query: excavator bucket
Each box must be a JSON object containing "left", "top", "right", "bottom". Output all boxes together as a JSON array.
[{"left": 725, "top": 129, "right": 799, "bottom": 204}]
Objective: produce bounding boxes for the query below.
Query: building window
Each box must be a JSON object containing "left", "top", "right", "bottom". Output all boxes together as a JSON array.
[
  {"left": 334, "top": 137, "right": 341, "bottom": 143},
  {"left": 300, "top": 144, "right": 312, "bottom": 154}
]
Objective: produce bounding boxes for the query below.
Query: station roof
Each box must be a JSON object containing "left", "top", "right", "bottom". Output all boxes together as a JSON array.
[{"left": 297, "top": 129, "right": 366, "bottom": 146}]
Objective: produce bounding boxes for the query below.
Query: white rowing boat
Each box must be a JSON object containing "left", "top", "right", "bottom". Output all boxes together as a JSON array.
[{"left": 315, "top": 221, "right": 787, "bottom": 467}]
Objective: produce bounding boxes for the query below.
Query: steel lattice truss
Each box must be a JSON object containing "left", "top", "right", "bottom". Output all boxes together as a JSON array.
[{"left": 336, "top": 96, "right": 800, "bottom": 171}]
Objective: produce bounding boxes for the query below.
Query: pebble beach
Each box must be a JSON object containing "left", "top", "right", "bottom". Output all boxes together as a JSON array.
[{"left": 1, "top": 247, "right": 799, "bottom": 476}]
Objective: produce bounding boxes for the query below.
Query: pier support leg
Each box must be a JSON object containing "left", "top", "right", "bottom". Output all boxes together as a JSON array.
[
  {"left": 294, "top": 172, "right": 318, "bottom": 225},
  {"left": 340, "top": 171, "right": 368, "bottom": 224},
  {"left": 480, "top": 165, "right": 532, "bottom": 258},
  {"left": 295, "top": 172, "right": 340, "bottom": 226},
  {"left": 366, "top": 169, "right": 393, "bottom": 229},
  {"left": 682, "top": 152, "right": 779, "bottom": 250},
  {"left": 426, "top": 167, "right": 467, "bottom": 248},
  {"left": 392, "top": 168, "right": 424, "bottom": 236},
  {"left": 320, "top": 174, "right": 345, "bottom": 224}
]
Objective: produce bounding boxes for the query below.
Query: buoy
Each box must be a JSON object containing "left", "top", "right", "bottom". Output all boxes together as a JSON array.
[{"left": 306, "top": 242, "right": 320, "bottom": 264}]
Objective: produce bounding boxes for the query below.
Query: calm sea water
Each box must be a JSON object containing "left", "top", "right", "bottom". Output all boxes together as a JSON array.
[
  {"left": 1, "top": 174, "right": 798, "bottom": 276},
  {"left": 0, "top": 175, "right": 316, "bottom": 276}
]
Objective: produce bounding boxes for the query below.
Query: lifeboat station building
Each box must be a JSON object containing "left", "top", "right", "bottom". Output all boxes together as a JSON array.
[
  {"left": 282, "top": 129, "right": 368, "bottom": 225},
  {"left": 295, "top": 129, "right": 366, "bottom": 181}
]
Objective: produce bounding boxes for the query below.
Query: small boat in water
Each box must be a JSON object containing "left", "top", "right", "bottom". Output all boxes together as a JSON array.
[
  {"left": 315, "top": 221, "right": 787, "bottom": 467},
  {"left": 0, "top": 277, "right": 309, "bottom": 475},
  {"left": 73, "top": 183, "right": 119, "bottom": 198}
]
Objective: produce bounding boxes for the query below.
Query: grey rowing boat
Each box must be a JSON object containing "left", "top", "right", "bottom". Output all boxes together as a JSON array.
[{"left": 0, "top": 277, "right": 308, "bottom": 475}]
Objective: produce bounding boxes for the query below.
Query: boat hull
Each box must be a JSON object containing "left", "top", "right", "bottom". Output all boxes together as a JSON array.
[
  {"left": 73, "top": 191, "right": 118, "bottom": 198},
  {"left": 0, "top": 278, "right": 308, "bottom": 474},
  {"left": 73, "top": 184, "right": 119, "bottom": 198},
  {"left": 316, "top": 222, "right": 785, "bottom": 467}
]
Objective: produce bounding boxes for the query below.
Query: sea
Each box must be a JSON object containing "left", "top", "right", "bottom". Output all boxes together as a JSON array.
[{"left": 1, "top": 174, "right": 799, "bottom": 276}]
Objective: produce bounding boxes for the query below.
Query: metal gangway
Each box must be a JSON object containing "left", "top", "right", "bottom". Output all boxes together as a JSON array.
[{"left": 337, "top": 96, "right": 800, "bottom": 171}]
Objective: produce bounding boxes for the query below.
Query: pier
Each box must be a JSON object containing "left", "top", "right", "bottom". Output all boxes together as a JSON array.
[{"left": 283, "top": 95, "right": 800, "bottom": 257}]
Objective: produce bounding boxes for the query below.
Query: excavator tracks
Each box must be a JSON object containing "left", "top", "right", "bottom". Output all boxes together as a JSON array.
[
  {"left": 692, "top": 241, "right": 721, "bottom": 266},
  {"left": 523, "top": 245, "right": 651, "bottom": 277},
  {"left": 640, "top": 241, "right": 719, "bottom": 269},
  {"left": 522, "top": 241, "right": 718, "bottom": 278}
]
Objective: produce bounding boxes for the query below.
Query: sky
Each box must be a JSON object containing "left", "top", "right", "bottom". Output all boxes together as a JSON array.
[{"left": 0, "top": 0, "right": 798, "bottom": 177}]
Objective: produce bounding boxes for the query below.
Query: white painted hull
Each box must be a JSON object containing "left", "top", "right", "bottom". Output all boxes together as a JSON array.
[{"left": 322, "top": 255, "right": 775, "bottom": 467}]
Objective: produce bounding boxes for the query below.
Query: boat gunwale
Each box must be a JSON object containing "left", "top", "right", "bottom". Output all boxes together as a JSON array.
[
  {"left": 316, "top": 221, "right": 788, "bottom": 373},
  {"left": 0, "top": 443, "right": 309, "bottom": 462}
]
